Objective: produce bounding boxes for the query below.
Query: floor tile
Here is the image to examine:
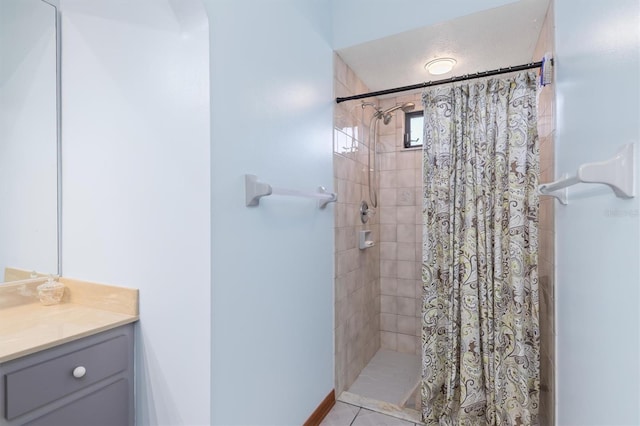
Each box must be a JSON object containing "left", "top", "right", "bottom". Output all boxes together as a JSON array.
[
  {"left": 320, "top": 401, "right": 360, "bottom": 426},
  {"left": 351, "top": 408, "right": 415, "bottom": 426},
  {"left": 347, "top": 349, "right": 420, "bottom": 406}
]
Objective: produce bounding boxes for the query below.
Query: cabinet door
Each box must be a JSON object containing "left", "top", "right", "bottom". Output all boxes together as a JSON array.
[{"left": 23, "top": 378, "right": 131, "bottom": 426}]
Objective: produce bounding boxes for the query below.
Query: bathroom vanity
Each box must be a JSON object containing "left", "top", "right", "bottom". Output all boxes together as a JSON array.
[
  {"left": 0, "top": 278, "right": 139, "bottom": 426},
  {"left": 0, "top": 325, "right": 134, "bottom": 426}
]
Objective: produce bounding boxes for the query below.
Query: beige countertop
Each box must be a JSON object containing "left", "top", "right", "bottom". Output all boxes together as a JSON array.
[{"left": 0, "top": 277, "right": 139, "bottom": 363}]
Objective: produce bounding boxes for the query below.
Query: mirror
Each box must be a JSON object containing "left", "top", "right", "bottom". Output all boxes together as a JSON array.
[{"left": 0, "top": 0, "right": 60, "bottom": 283}]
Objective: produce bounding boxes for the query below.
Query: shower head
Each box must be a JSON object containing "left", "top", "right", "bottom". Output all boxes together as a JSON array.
[
  {"left": 402, "top": 102, "right": 415, "bottom": 112},
  {"left": 382, "top": 102, "right": 416, "bottom": 115},
  {"left": 380, "top": 102, "right": 415, "bottom": 124}
]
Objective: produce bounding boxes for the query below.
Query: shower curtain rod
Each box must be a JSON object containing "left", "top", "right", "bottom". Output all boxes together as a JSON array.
[{"left": 335, "top": 60, "right": 544, "bottom": 103}]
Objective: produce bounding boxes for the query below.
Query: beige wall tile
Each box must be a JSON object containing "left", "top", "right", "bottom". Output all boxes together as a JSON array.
[
  {"left": 397, "top": 333, "right": 417, "bottom": 354},
  {"left": 379, "top": 188, "right": 397, "bottom": 206},
  {"left": 397, "top": 297, "right": 416, "bottom": 317},
  {"left": 379, "top": 207, "right": 397, "bottom": 224},
  {"left": 336, "top": 227, "right": 357, "bottom": 252},
  {"left": 396, "top": 151, "right": 415, "bottom": 169},
  {"left": 333, "top": 59, "right": 382, "bottom": 394},
  {"left": 415, "top": 150, "right": 424, "bottom": 169},
  {"left": 397, "top": 206, "right": 415, "bottom": 224},
  {"left": 380, "top": 170, "right": 397, "bottom": 188},
  {"left": 415, "top": 280, "right": 423, "bottom": 298},
  {"left": 378, "top": 134, "right": 396, "bottom": 152},
  {"left": 397, "top": 315, "right": 417, "bottom": 335},
  {"left": 397, "top": 187, "right": 415, "bottom": 206},
  {"left": 334, "top": 202, "right": 348, "bottom": 228},
  {"left": 380, "top": 242, "right": 397, "bottom": 260},
  {"left": 381, "top": 331, "right": 397, "bottom": 350},
  {"left": 335, "top": 298, "right": 349, "bottom": 327},
  {"left": 380, "top": 295, "right": 397, "bottom": 314},
  {"left": 363, "top": 92, "right": 426, "bottom": 367},
  {"left": 397, "top": 242, "right": 416, "bottom": 261},
  {"left": 380, "top": 277, "right": 397, "bottom": 296},
  {"left": 379, "top": 152, "right": 396, "bottom": 171},
  {"left": 380, "top": 260, "right": 398, "bottom": 278},
  {"left": 380, "top": 224, "right": 397, "bottom": 242},
  {"left": 539, "top": 229, "right": 555, "bottom": 264},
  {"left": 397, "top": 279, "right": 416, "bottom": 298},
  {"left": 344, "top": 248, "right": 362, "bottom": 276},
  {"left": 414, "top": 168, "right": 423, "bottom": 187},
  {"left": 397, "top": 260, "right": 416, "bottom": 280},
  {"left": 380, "top": 313, "right": 397, "bottom": 332},
  {"left": 394, "top": 128, "right": 404, "bottom": 149},
  {"left": 397, "top": 169, "right": 415, "bottom": 188},
  {"left": 397, "top": 224, "right": 416, "bottom": 243},
  {"left": 533, "top": 3, "right": 555, "bottom": 422},
  {"left": 335, "top": 274, "right": 348, "bottom": 302}
]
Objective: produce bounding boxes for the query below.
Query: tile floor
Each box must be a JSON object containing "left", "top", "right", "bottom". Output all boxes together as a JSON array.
[
  {"left": 347, "top": 349, "right": 420, "bottom": 406},
  {"left": 320, "top": 402, "right": 418, "bottom": 426}
]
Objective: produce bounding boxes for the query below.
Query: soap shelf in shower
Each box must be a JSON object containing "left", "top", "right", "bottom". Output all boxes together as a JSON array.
[
  {"left": 538, "top": 143, "right": 636, "bottom": 205},
  {"left": 245, "top": 174, "right": 338, "bottom": 208}
]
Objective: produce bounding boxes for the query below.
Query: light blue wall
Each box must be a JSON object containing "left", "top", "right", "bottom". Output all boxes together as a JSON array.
[
  {"left": 555, "top": 0, "right": 640, "bottom": 424},
  {"left": 331, "top": 0, "right": 518, "bottom": 49},
  {"left": 60, "top": 0, "right": 211, "bottom": 424},
  {"left": 206, "top": 1, "right": 334, "bottom": 424}
]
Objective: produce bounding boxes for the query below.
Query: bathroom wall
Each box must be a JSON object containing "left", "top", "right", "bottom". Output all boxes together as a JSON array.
[
  {"left": 376, "top": 93, "right": 423, "bottom": 356},
  {"left": 532, "top": 2, "right": 555, "bottom": 424},
  {"left": 555, "top": 0, "right": 640, "bottom": 423},
  {"left": 59, "top": 1, "right": 212, "bottom": 424},
  {"left": 207, "top": 1, "right": 335, "bottom": 424},
  {"left": 333, "top": 54, "right": 381, "bottom": 395},
  {"left": 0, "top": 0, "right": 58, "bottom": 277}
]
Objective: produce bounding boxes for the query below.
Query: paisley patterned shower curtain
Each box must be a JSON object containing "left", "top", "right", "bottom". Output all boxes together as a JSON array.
[{"left": 421, "top": 72, "right": 540, "bottom": 426}]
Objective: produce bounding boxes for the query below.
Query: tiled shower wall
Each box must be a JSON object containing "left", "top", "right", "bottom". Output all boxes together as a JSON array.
[
  {"left": 333, "top": 54, "right": 381, "bottom": 396},
  {"left": 534, "top": 2, "right": 556, "bottom": 425},
  {"left": 376, "top": 93, "right": 424, "bottom": 356}
]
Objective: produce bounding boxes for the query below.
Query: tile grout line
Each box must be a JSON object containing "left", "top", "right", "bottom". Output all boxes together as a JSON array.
[{"left": 349, "top": 406, "right": 362, "bottom": 426}]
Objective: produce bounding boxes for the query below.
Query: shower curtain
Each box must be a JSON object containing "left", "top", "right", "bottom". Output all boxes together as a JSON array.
[{"left": 420, "top": 72, "right": 540, "bottom": 426}]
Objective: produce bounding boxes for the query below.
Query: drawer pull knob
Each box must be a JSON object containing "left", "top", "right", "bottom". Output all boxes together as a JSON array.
[{"left": 72, "top": 366, "right": 87, "bottom": 378}]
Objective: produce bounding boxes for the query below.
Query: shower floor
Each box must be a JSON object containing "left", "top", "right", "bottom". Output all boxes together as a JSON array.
[{"left": 339, "top": 349, "right": 422, "bottom": 424}]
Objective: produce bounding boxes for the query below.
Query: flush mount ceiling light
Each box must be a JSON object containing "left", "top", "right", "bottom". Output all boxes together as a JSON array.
[{"left": 424, "top": 58, "right": 457, "bottom": 75}]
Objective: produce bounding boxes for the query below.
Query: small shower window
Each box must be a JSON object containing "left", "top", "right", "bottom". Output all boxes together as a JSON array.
[{"left": 404, "top": 110, "right": 424, "bottom": 148}]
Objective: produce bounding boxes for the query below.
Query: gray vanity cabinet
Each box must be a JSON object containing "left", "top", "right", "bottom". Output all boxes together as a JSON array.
[{"left": 0, "top": 324, "right": 134, "bottom": 426}]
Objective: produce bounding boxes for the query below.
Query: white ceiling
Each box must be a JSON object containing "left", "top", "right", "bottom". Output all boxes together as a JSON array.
[{"left": 336, "top": 0, "right": 551, "bottom": 96}]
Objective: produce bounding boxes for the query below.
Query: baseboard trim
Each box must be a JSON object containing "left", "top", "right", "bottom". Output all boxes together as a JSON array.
[{"left": 303, "top": 390, "right": 335, "bottom": 426}]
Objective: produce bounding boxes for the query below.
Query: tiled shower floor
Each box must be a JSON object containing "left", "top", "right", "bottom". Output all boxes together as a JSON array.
[
  {"left": 336, "top": 349, "right": 423, "bottom": 424},
  {"left": 320, "top": 401, "right": 418, "bottom": 426},
  {"left": 347, "top": 349, "right": 420, "bottom": 405}
]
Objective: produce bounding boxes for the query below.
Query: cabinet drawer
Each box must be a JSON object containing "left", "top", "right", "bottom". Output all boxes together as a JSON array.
[
  {"left": 5, "top": 335, "right": 128, "bottom": 420},
  {"left": 24, "top": 379, "right": 130, "bottom": 426}
]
